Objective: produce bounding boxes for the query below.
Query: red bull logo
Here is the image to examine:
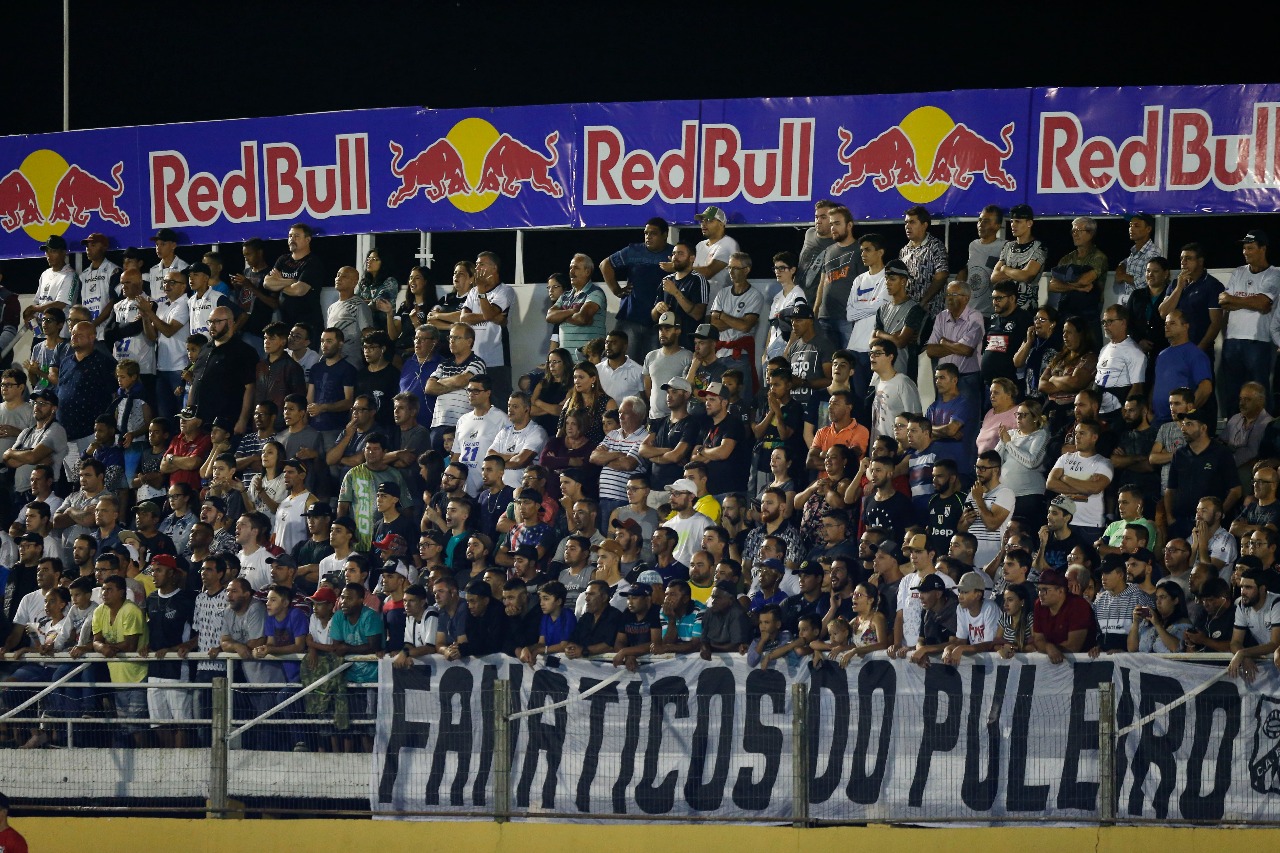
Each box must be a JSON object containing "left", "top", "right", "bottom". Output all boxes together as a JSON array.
[
  {"left": 0, "top": 150, "right": 130, "bottom": 241},
  {"left": 150, "top": 134, "right": 369, "bottom": 227},
  {"left": 829, "top": 107, "right": 1017, "bottom": 203},
  {"left": 386, "top": 119, "right": 564, "bottom": 213}
]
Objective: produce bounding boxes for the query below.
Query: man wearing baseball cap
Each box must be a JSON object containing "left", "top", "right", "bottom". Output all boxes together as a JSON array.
[
  {"left": 1032, "top": 568, "right": 1098, "bottom": 663},
  {"left": 611, "top": 581, "right": 662, "bottom": 670},
  {"left": 691, "top": 382, "right": 751, "bottom": 496},
  {"left": 651, "top": 242, "right": 709, "bottom": 351},
  {"left": 78, "top": 233, "right": 120, "bottom": 345},
  {"left": 942, "top": 572, "right": 1002, "bottom": 664},
  {"left": 909, "top": 572, "right": 959, "bottom": 666},
  {"left": 693, "top": 206, "right": 739, "bottom": 296},
  {"left": 643, "top": 311, "right": 694, "bottom": 420},
  {"left": 991, "top": 204, "right": 1045, "bottom": 311},
  {"left": 869, "top": 258, "right": 926, "bottom": 376},
  {"left": 662, "top": 479, "right": 715, "bottom": 567},
  {"left": 147, "top": 227, "right": 189, "bottom": 301},
  {"left": 686, "top": 323, "right": 725, "bottom": 416},
  {"left": 642, "top": 378, "right": 698, "bottom": 492},
  {"left": 28, "top": 234, "right": 76, "bottom": 343}
]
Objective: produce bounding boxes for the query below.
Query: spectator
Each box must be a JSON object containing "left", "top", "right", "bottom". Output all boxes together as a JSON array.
[
  {"left": 982, "top": 280, "right": 1035, "bottom": 394},
  {"left": 798, "top": 200, "right": 837, "bottom": 306},
  {"left": 977, "top": 377, "right": 1019, "bottom": 454},
  {"left": 961, "top": 450, "right": 1015, "bottom": 572},
  {"left": 1227, "top": 568, "right": 1280, "bottom": 684},
  {"left": 958, "top": 205, "right": 1003, "bottom": 315},
  {"left": 1165, "top": 407, "right": 1241, "bottom": 540},
  {"left": 867, "top": 340, "right": 922, "bottom": 442},
  {"left": 1051, "top": 216, "right": 1107, "bottom": 317},
  {"left": 91, "top": 575, "right": 148, "bottom": 747},
  {"left": 990, "top": 204, "right": 1046, "bottom": 310},
  {"left": 1114, "top": 214, "right": 1162, "bottom": 304},
  {"left": 1047, "top": 419, "right": 1113, "bottom": 543},
  {"left": 1093, "top": 555, "right": 1154, "bottom": 652},
  {"left": 1128, "top": 579, "right": 1192, "bottom": 652},
  {"left": 1221, "top": 230, "right": 1280, "bottom": 417},
  {"left": 925, "top": 280, "right": 984, "bottom": 402},
  {"left": 814, "top": 205, "right": 863, "bottom": 348},
  {"left": 1032, "top": 568, "right": 1098, "bottom": 663}
]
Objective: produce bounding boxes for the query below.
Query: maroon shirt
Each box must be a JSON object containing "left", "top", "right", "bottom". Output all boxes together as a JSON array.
[{"left": 1033, "top": 592, "right": 1098, "bottom": 650}]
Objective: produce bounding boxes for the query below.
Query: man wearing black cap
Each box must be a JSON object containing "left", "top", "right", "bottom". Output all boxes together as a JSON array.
[
  {"left": 909, "top": 573, "right": 959, "bottom": 666},
  {"left": 691, "top": 382, "right": 751, "bottom": 496},
  {"left": 449, "top": 580, "right": 504, "bottom": 658},
  {"left": 1115, "top": 214, "right": 1162, "bottom": 304},
  {"left": 870, "top": 259, "right": 925, "bottom": 376},
  {"left": 684, "top": 323, "right": 726, "bottom": 417},
  {"left": 1092, "top": 554, "right": 1154, "bottom": 651},
  {"left": 263, "top": 223, "right": 326, "bottom": 350},
  {"left": 991, "top": 204, "right": 1046, "bottom": 311},
  {"left": 780, "top": 562, "right": 826, "bottom": 635},
  {"left": 2, "top": 389, "right": 67, "bottom": 494},
  {"left": 146, "top": 227, "right": 189, "bottom": 301},
  {"left": 78, "top": 232, "right": 120, "bottom": 342},
  {"left": 25, "top": 234, "right": 79, "bottom": 344},
  {"left": 698, "top": 579, "right": 750, "bottom": 659},
  {"left": 612, "top": 582, "right": 663, "bottom": 670},
  {"left": 1165, "top": 406, "right": 1241, "bottom": 539},
  {"left": 295, "top": 503, "right": 334, "bottom": 592},
  {"left": 784, "top": 301, "right": 835, "bottom": 410},
  {"left": 187, "top": 261, "right": 240, "bottom": 340},
  {"left": 1220, "top": 229, "right": 1280, "bottom": 417}
]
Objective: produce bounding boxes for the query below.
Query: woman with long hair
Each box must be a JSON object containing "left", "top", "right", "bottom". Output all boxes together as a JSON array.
[
  {"left": 997, "top": 397, "right": 1049, "bottom": 526},
  {"left": 557, "top": 362, "right": 616, "bottom": 446},
  {"left": 543, "top": 412, "right": 600, "bottom": 500},
  {"left": 249, "top": 440, "right": 288, "bottom": 515},
  {"left": 1037, "top": 315, "right": 1098, "bottom": 434},
  {"left": 531, "top": 347, "right": 574, "bottom": 436},
  {"left": 357, "top": 248, "right": 400, "bottom": 331},
  {"left": 1129, "top": 579, "right": 1193, "bottom": 652},
  {"left": 839, "top": 583, "right": 889, "bottom": 663},
  {"left": 977, "top": 376, "right": 1020, "bottom": 454},
  {"left": 996, "top": 584, "right": 1036, "bottom": 657},
  {"left": 1013, "top": 305, "right": 1062, "bottom": 401},
  {"left": 383, "top": 265, "right": 439, "bottom": 358}
]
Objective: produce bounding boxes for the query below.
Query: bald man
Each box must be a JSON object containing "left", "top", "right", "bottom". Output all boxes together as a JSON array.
[
  {"left": 326, "top": 266, "right": 373, "bottom": 368},
  {"left": 57, "top": 320, "right": 118, "bottom": 450},
  {"left": 189, "top": 306, "right": 258, "bottom": 434}
]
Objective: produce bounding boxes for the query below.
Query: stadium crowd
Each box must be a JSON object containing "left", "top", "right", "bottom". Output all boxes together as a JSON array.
[{"left": 1, "top": 202, "right": 1279, "bottom": 752}]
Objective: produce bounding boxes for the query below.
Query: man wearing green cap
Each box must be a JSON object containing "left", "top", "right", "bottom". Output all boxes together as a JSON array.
[{"left": 693, "top": 205, "right": 739, "bottom": 300}]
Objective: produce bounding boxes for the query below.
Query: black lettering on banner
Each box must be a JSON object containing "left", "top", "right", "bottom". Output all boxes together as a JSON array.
[
  {"left": 611, "top": 680, "right": 644, "bottom": 813},
  {"left": 1005, "top": 664, "right": 1049, "bottom": 811},
  {"left": 733, "top": 668, "right": 786, "bottom": 811},
  {"left": 576, "top": 677, "right": 620, "bottom": 813},
  {"left": 425, "top": 664, "right": 474, "bottom": 806},
  {"left": 377, "top": 666, "right": 433, "bottom": 804},
  {"left": 1179, "top": 679, "right": 1240, "bottom": 820},
  {"left": 961, "top": 663, "right": 1009, "bottom": 812},
  {"left": 847, "top": 659, "right": 895, "bottom": 804},
  {"left": 1058, "top": 661, "right": 1111, "bottom": 811},
  {"left": 636, "top": 676, "right": 689, "bottom": 814},
  {"left": 1113, "top": 664, "right": 1136, "bottom": 808},
  {"left": 685, "top": 666, "right": 736, "bottom": 811},
  {"left": 807, "top": 661, "right": 850, "bottom": 803},
  {"left": 909, "top": 665, "right": 962, "bottom": 807},
  {"left": 516, "top": 668, "right": 569, "bottom": 809},
  {"left": 1126, "top": 673, "right": 1186, "bottom": 818}
]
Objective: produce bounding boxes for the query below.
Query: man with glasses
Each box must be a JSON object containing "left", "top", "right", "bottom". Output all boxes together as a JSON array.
[
  {"left": 326, "top": 393, "right": 380, "bottom": 484},
  {"left": 925, "top": 280, "right": 984, "bottom": 401},
  {"left": 1233, "top": 466, "right": 1280, "bottom": 539},
  {"left": 423, "top": 462, "right": 468, "bottom": 534},
  {"left": 1094, "top": 304, "right": 1146, "bottom": 427},
  {"left": 960, "top": 450, "right": 1014, "bottom": 572},
  {"left": 354, "top": 331, "right": 399, "bottom": 431},
  {"left": 285, "top": 323, "right": 320, "bottom": 381},
  {"left": 1050, "top": 216, "right": 1107, "bottom": 317},
  {"left": 0, "top": 370, "right": 33, "bottom": 456},
  {"left": 981, "top": 280, "right": 1033, "bottom": 395},
  {"left": 158, "top": 483, "right": 198, "bottom": 555},
  {"left": 188, "top": 306, "right": 256, "bottom": 436},
  {"left": 453, "top": 375, "right": 511, "bottom": 497},
  {"left": 326, "top": 266, "right": 373, "bottom": 368},
  {"left": 868, "top": 340, "right": 921, "bottom": 442},
  {"left": 426, "top": 323, "right": 486, "bottom": 452}
]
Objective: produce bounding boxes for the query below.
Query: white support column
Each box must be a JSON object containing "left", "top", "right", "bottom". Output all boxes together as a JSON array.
[
  {"left": 514, "top": 229, "right": 525, "bottom": 285},
  {"left": 415, "top": 230, "right": 433, "bottom": 269},
  {"left": 356, "top": 233, "right": 374, "bottom": 270},
  {"left": 1154, "top": 215, "right": 1170, "bottom": 259}
]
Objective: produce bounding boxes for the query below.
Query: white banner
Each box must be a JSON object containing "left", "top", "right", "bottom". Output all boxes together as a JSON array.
[{"left": 370, "top": 654, "right": 1280, "bottom": 822}]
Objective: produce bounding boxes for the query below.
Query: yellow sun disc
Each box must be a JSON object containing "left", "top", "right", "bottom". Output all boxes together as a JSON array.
[
  {"left": 897, "top": 106, "right": 953, "bottom": 204},
  {"left": 445, "top": 118, "right": 500, "bottom": 213},
  {"left": 20, "top": 148, "right": 70, "bottom": 241}
]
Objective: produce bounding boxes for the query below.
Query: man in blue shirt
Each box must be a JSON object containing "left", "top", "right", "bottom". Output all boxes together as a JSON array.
[{"left": 601, "top": 218, "right": 674, "bottom": 360}]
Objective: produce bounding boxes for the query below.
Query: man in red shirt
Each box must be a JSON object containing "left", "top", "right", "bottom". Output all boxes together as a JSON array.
[
  {"left": 1032, "top": 568, "right": 1098, "bottom": 663},
  {"left": 160, "top": 406, "right": 213, "bottom": 492},
  {"left": 0, "top": 791, "right": 28, "bottom": 853}
]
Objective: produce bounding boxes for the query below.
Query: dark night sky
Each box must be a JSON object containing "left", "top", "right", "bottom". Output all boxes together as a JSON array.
[{"left": 0, "top": 2, "right": 1268, "bottom": 288}]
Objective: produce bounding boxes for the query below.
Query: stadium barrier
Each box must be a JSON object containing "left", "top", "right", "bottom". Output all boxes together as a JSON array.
[{"left": 2, "top": 651, "right": 1277, "bottom": 825}]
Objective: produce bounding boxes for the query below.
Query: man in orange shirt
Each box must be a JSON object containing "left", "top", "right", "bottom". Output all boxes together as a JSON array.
[{"left": 807, "top": 389, "right": 869, "bottom": 472}]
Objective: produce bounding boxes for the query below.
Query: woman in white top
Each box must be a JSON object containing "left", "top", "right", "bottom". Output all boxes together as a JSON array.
[
  {"left": 764, "top": 251, "right": 807, "bottom": 361},
  {"left": 250, "top": 440, "right": 288, "bottom": 515},
  {"left": 997, "top": 398, "right": 1049, "bottom": 527}
]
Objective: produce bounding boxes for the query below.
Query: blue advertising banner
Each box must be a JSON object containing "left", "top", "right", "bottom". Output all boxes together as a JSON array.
[
  {"left": 2, "top": 84, "right": 1280, "bottom": 260},
  {"left": 1033, "top": 84, "right": 1280, "bottom": 215}
]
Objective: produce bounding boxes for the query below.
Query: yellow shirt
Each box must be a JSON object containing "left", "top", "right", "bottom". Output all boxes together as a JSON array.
[{"left": 91, "top": 601, "right": 149, "bottom": 683}]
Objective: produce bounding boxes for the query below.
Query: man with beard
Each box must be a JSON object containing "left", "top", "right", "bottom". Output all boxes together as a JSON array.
[
  {"left": 187, "top": 307, "right": 255, "bottom": 436},
  {"left": 1189, "top": 495, "right": 1237, "bottom": 581},
  {"left": 1227, "top": 569, "right": 1280, "bottom": 683},
  {"left": 651, "top": 243, "right": 708, "bottom": 352},
  {"left": 660, "top": 479, "right": 713, "bottom": 569},
  {"left": 1165, "top": 407, "right": 1241, "bottom": 539},
  {"left": 861, "top": 456, "right": 913, "bottom": 542},
  {"left": 741, "top": 487, "right": 804, "bottom": 574},
  {"left": 262, "top": 223, "right": 325, "bottom": 349},
  {"left": 1184, "top": 576, "right": 1235, "bottom": 653}
]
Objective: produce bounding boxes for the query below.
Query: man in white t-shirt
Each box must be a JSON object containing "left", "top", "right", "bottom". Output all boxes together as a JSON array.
[
  {"left": 868, "top": 339, "right": 922, "bottom": 441},
  {"left": 136, "top": 269, "right": 192, "bottom": 420},
  {"left": 1227, "top": 568, "right": 1280, "bottom": 684},
  {"left": 943, "top": 570, "right": 1003, "bottom": 664},
  {"left": 461, "top": 251, "right": 516, "bottom": 405},
  {"left": 453, "top": 374, "right": 512, "bottom": 497},
  {"left": 961, "top": 206, "right": 1004, "bottom": 316},
  {"left": 109, "top": 269, "right": 157, "bottom": 382},
  {"left": 693, "top": 206, "right": 739, "bottom": 302},
  {"left": 79, "top": 233, "right": 120, "bottom": 343},
  {"left": 1222, "top": 229, "right": 1280, "bottom": 418},
  {"left": 1095, "top": 304, "right": 1147, "bottom": 417},
  {"left": 1047, "top": 420, "right": 1114, "bottom": 544},
  {"left": 147, "top": 227, "right": 189, "bottom": 301},
  {"left": 890, "top": 534, "right": 957, "bottom": 652},
  {"left": 25, "top": 234, "right": 79, "bottom": 342},
  {"left": 663, "top": 478, "right": 714, "bottom": 567},
  {"left": 487, "top": 391, "right": 548, "bottom": 490}
]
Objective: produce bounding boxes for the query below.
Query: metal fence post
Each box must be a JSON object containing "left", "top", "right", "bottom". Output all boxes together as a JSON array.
[
  {"left": 209, "top": 676, "right": 229, "bottom": 819},
  {"left": 493, "top": 680, "right": 510, "bottom": 823},
  {"left": 791, "top": 683, "right": 808, "bottom": 827},
  {"left": 1098, "top": 681, "right": 1115, "bottom": 824}
]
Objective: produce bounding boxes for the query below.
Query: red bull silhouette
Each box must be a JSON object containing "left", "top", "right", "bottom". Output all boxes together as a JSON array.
[
  {"left": 0, "top": 169, "right": 43, "bottom": 233},
  {"left": 830, "top": 126, "right": 921, "bottom": 194},
  {"left": 386, "top": 138, "right": 472, "bottom": 206},
  {"left": 926, "top": 122, "right": 1017, "bottom": 190},
  {"left": 476, "top": 131, "right": 563, "bottom": 198},
  {"left": 47, "top": 161, "right": 130, "bottom": 226}
]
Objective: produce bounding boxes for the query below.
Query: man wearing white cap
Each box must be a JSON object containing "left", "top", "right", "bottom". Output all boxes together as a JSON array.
[
  {"left": 693, "top": 206, "right": 739, "bottom": 301},
  {"left": 941, "top": 571, "right": 1003, "bottom": 664},
  {"left": 661, "top": 479, "right": 714, "bottom": 567}
]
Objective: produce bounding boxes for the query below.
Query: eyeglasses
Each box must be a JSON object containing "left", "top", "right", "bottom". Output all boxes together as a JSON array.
[
  {"left": 351, "top": 406, "right": 373, "bottom": 412},
  {"left": 868, "top": 351, "right": 886, "bottom": 358},
  {"left": 1101, "top": 318, "right": 1123, "bottom": 325},
  {"left": 1254, "top": 479, "right": 1277, "bottom": 485},
  {"left": 466, "top": 388, "right": 487, "bottom": 394},
  {"left": 772, "top": 266, "right": 790, "bottom": 272},
  {"left": 975, "top": 465, "right": 1000, "bottom": 472}
]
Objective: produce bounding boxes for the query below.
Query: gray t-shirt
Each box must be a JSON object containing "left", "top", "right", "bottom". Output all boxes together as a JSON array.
[
  {"left": 966, "top": 238, "right": 1004, "bottom": 316},
  {"left": 222, "top": 599, "right": 269, "bottom": 682},
  {"left": 1155, "top": 420, "right": 1187, "bottom": 490},
  {"left": 643, "top": 347, "right": 693, "bottom": 419},
  {"left": 799, "top": 228, "right": 836, "bottom": 305}
]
